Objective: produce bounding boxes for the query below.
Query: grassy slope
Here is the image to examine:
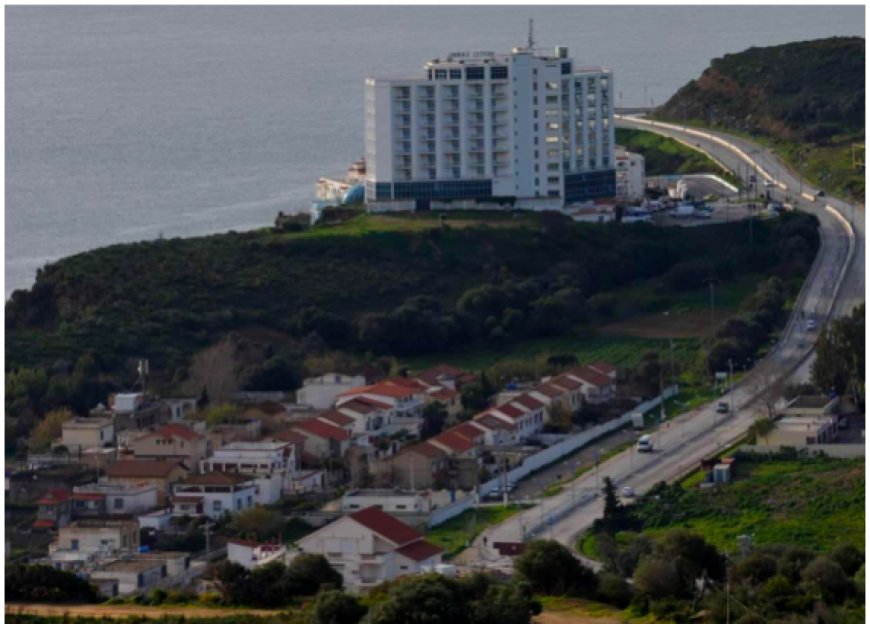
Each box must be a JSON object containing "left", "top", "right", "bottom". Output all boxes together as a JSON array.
[
  {"left": 425, "top": 504, "right": 527, "bottom": 560},
  {"left": 637, "top": 457, "right": 865, "bottom": 553}
]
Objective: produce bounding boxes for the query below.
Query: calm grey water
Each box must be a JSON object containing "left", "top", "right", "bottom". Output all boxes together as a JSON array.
[{"left": 5, "top": 5, "right": 864, "bottom": 296}]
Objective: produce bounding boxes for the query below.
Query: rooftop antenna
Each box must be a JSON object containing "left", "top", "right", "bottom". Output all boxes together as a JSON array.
[{"left": 527, "top": 18, "right": 535, "bottom": 50}]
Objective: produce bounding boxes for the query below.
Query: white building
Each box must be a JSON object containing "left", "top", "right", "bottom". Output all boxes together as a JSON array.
[
  {"left": 171, "top": 472, "right": 258, "bottom": 519},
  {"left": 228, "top": 538, "right": 288, "bottom": 570},
  {"left": 293, "top": 506, "right": 443, "bottom": 591},
  {"left": 49, "top": 519, "right": 140, "bottom": 570},
  {"left": 200, "top": 441, "right": 297, "bottom": 488},
  {"left": 340, "top": 489, "right": 433, "bottom": 514},
  {"left": 71, "top": 482, "right": 159, "bottom": 518},
  {"left": 364, "top": 39, "right": 615, "bottom": 212},
  {"left": 296, "top": 373, "right": 367, "bottom": 410},
  {"left": 614, "top": 146, "right": 645, "bottom": 203},
  {"left": 59, "top": 418, "right": 114, "bottom": 454}
]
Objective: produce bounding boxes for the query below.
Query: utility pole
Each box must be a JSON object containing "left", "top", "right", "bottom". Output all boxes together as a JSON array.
[
  {"left": 728, "top": 358, "right": 734, "bottom": 415},
  {"left": 203, "top": 521, "right": 214, "bottom": 557}
]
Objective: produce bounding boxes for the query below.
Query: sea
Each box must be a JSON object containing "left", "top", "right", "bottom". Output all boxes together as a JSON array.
[{"left": 5, "top": 5, "right": 865, "bottom": 297}]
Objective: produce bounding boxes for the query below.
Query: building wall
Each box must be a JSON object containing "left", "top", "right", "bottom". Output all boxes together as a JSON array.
[
  {"left": 56, "top": 523, "right": 139, "bottom": 555},
  {"left": 297, "top": 374, "right": 366, "bottom": 409},
  {"left": 104, "top": 467, "right": 188, "bottom": 506},
  {"left": 132, "top": 435, "right": 209, "bottom": 469},
  {"left": 341, "top": 492, "right": 428, "bottom": 513},
  {"left": 61, "top": 421, "right": 114, "bottom": 452}
]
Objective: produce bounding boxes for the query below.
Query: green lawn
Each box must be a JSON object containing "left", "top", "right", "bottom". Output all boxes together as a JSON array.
[{"left": 425, "top": 504, "right": 529, "bottom": 560}]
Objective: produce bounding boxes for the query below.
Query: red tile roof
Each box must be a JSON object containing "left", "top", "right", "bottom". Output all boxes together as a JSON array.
[
  {"left": 429, "top": 429, "right": 476, "bottom": 453},
  {"left": 106, "top": 460, "right": 186, "bottom": 479},
  {"left": 72, "top": 492, "right": 106, "bottom": 501},
  {"left": 144, "top": 424, "right": 202, "bottom": 442},
  {"left": 318, "top": 409, "right": 356, "bottom": 427},
  {"left": 33, "top": 519, "right": 57, "bottom": 529},
  {"left": 494, "top": 403, "right": 525, "bottom": 419},
  {"left": 533, "top": 383, "right": 566, "bottom": 399},
  {"left": 248, "top": 401, "right": 286, "bottom": 416},
  {"left": 429, "top": 387, "right": 459, "bottom": 402},
  {"left": 349, "top": 506, "right": 423, "bottom": 546},
  {"left": 415, "top": 365, "right": 476, "bottom": 388},
  {"left": 338, "top": 398, "right": 389, "bottom": 415},
  {"left": 37, "top": 488, "right": 71, "bottom": 505},
  {"left": 340, "top": 381, "right": 420, "bottom": 400},
  {"left": 294, "top": 418, "right": 350, "bottom": 441},
  {"left": 550, "top": 374, "right": 583, "bottom": 390},
  {"left": 473, "top": 413, "right": 517, "bottom": 431},
  {"left": 512, "top": 394, "right": 546, "bottom": 411},
  {"left": 269, "top": 429, "right": 308, "bottom": 446},
  {"left": 452, "top": 421, "right": 487, "bottom": 440},
  {"left": 569, "top": 366, "right": 612, "bottom": 388},
  {"left": 401, "top": 442, "right": 447, "bottom": 460},
  {"left": 589, "top": 361, "right": 617, "bottom": 376},
  {"left": 395, "top": 539, "right": 444, "bottom": 562}
]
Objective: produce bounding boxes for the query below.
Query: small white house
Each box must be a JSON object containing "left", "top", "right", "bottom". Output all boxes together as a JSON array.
[
  {"left": 615, "top": 146, "right": 646, "bottom": 203},
  {"left": 293, "top": 506, "right": 442, "bottom": 592},
  {"left": 59, "top": 418, "right": 115, "bottom": 454},
  {"left": 340, "top": 489, "right": 433, "bottom": 514},
  {"left": 296, "top": 373, "right": 367, "bottom": 409},
  {"left": 171, "top": 472, "right": 258, "bottom": 519},
  {"left": 228, "top": 538, "right": 288, "bottom": 569},
  {"left": 200, "top": 441, "right": 297, "bottom": 494},
  {"left": 71, "top": 482, "right": 159, "bottom": 518}
]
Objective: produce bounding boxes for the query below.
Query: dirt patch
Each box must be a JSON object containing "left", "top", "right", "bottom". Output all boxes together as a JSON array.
[
  {"left": 535, "top": 610, "right": 626, "bottom": 624},
  {"left": 601, "top": 309, "right": 733, "bottom": 339},
  {"left": 5, "top": 603, "right": 281, "bottom": 619}
]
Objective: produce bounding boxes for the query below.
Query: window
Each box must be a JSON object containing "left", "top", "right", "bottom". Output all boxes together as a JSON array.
[
  {"left": 548, "top": 176, "right": 560, "bottom": 185},
  {"left": 561, "top": 61, "right": 572, "bottom": 75},
  {"left": 247, "top": 495, "right": 253, "bottom": 507},
  {"left": 533, "top": 123, "right": 538, "bottom": 132},
  {"left": 547, "top": 122, "right": 560, "bottom": 130},
  {"left": 449, "top": 69, "right": 462, "bottom": 79},
  {"left": 113, "top": 498, "right": 124, "bottom": 510},
  {"left": 546, "top": 96, "right": 559, "bottom": 105},
  {"left": 534, "top": 164, "right": 539, "bottom": 172},
  {"left": 490, "top": 66, "right": 508, "bottom": 79},
  {"left": 396, "top": 504, "right": 407, "bottom": 510},
  {"left": 533, "top": 96, "right": 538, "bottom": 105},
  {"left": 434, "top": 69, "right": 447, "bottom": 80},
  {"left": 546, "top": 81, "right": 559, "bottom": 90},
  {"left": 465, "top": 66, "right": 484, "bottom": 80},
  {"left": 71, "top": 539, "right": 79, "bottom": 551},
  {"left": 546, "top": 136, "right": 560, "bottom": 144},
  {"left": 533, "top": 110, "right": 538, "bottom": 118},
  {"left": 236, "top": 499, "right": 242, "bottom": 510},
  {"left": 213, "top": 500, "right": 223, "bottom": 513}
]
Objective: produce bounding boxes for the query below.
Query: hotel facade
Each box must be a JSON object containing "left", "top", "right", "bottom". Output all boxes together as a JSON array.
[{"left": 364, "top": 43, "right": 615, "bottom": 211}]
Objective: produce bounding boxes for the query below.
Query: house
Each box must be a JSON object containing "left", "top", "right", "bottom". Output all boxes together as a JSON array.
[
  {"left": 779, "top": 395, "right": 840, "bottom": 419},
  {"left": 228, "top": 538, "right": 288, "bottom": 569},
  {"left": 164, "top": 398, "right": 198, "bottom": 422},
  {"left": 200, "top": 441, "right": 297, "bottom": 499},
  {"left": 471, "top": 412, "right": 518, "bottom": 446},
  {"left": 296, "top": 373, "right": 367, "bottom": 409},
  {"left": 205, "top": 419, "right": 263, "bottom": 447},
  {"left": 103, "top": 392, "right": 169, "bottom": 431},
  {"left": 561, "top": 366, "right": 616, "bottom": 404},
  {"left": 262, "top": 429, "right": 307, "bottom": 472},
  {"left": 422, "top": 385, "right": 464, "bottom": 419},
  {"left": 49, "top": 518, "right": 140, "bottom": 570},
  {"left": 340, "top": 489, "right": 433, "bottom": 514},
  {"left": 334, "top": 398, "right": 390, "bottom": 438},
  {"left": 486, "top": 394, "right": 546, "bottom": 441},
  {"left": 88, "top": 558, "right": 166, "bottom": 596},
  {"left": 104, "top": 460, "right": 190, "bottom": 506},
  {"left": 337, "top": 379, "right": 426, "bottom": 423},
  {"left": 131, "top": 424, "right": 211, "bottom": 470},
  {"left": 290, "top": 418, "right": 351, "bottom": 461},
  {"left": 588, "top": 361, "right": 618, "bottom": 381},
  {"left": 427, "top": 422, "right": 485, "bottom": 460},
  {"left": 59, "top": 418, "right": 114, "bottom": 454},
  {"left": 293, "top": 506, "right": 443, "bottom": 591},
  {"left": 765, "top": 416, "right": 839, "bottom": 447},
  {"left": 414, "top": 364, "right": 477, "bottom": 391},
  {"left": 391, "top": 443, "right": 448, "bottom": 490},
  {"left": 171, "top": 472, "right": 258, "bottom": 519},
  {"left": 71, "top": 483, "right": 159, "bottom": 518},
  {"left": 34, "top": 488, "right": 73, "bottom": 530}
]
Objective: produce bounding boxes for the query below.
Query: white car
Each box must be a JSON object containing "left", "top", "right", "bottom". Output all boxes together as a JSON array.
[
  {"left": 806, "top": 320, "right": 817, "bottom": 331},
  {"left": 621, "top": 486, "right": 635, "bottom": 498}
]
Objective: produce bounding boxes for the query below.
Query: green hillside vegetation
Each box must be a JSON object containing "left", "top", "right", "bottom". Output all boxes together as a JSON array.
[
  {"left": 615, "top": 127, "right": 738, "bottom": 184},
  {"left": 654, "top": 37, "right": 865, "bottom": 199},
  {"left": 6, "top": 211, "right": 819, "bottom": 454}
]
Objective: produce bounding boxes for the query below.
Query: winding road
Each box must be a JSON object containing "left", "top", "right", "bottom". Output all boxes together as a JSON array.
[{"left": 458, "top": 118, "right": 864, "bottom": 573}]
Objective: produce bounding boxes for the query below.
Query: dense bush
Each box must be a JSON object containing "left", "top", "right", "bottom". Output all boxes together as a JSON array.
[
  {"left": 6, "top": 564, "right": 99, "bottom": 603},
  {"left": 214, "top": 555, "right": 342, "bottom": 607}
]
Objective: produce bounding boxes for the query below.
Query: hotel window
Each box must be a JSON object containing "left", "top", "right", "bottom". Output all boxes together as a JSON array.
[
  {"left": 213, "top": 500, "right": 222, "bottom": 513},
  {"left": 546, "top": 81, "right": 559, "bottom": 90},
  {"left": 547, "top": 122, "right": 560, "bottom": 130},
  {"left": 546, "top": 95, "right": 559, "bottom": 105},
  {"left": 561, "top": 61, "right": 572, "bottom": 75},
  {"left": 114, "top": 498, "right": 124, "bottom": 510},
  {"left": 490, "top": 66, "right": 508, "bottom": 79},
  {"left": 548, "top": 176, "right": 560, "bottom": 185},
  {"left": 546, "top": 136, "right": 560, "bottom": 144},
  {"left": 465, "top": 66, "right": 484, "bottom": 80},
  {"left": 434, "top": 69, "right": 447, "bottom": 80},
  {"left": 449, "top": 69, "right": 462, "bottom": 79}
]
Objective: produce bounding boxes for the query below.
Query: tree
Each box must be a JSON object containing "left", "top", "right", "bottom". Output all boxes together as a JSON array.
[
  {"left": 6, "top": 563, "right": 99, "bottom": 603},
  {"left": 461, "top": 382, "right": 488, "bottom": 411},
  {"left": 633, "top": 556, "right": 683, "bottom": 599},
  {"left": 831, "top": 544, "right": 863, "bottom": 577},
  {"left": 286, "top": 553, "right": 343, "bottom": 595},
  {"left": 420, "top": 402, "right": 448, "bottom": 440},
  {"left": 470, "top": 581, "right": 542, "bottom": 624},
  {"left": 231, "top": 506, "right": 284, "bottom": 541},
  {"left": 514, "top": 540, "right": 598, "bottom": 597},
  {"left": 747, "top": 416, "right": 776, "bottom": 445},
  {"left": 27, "top": 408, "right": 73, "bottom": 452},
  {"left": 598, "top": 476, "right": 624, "bottom": 535},
  {"left": 306, "top": 589, "right": 367, "bottom": 624},
  {"left": 812, "top": 304, "right": 865, "bottom": 406},
  {"left": 752, "top": 371, "right": 785, "bottom": 420},
  {"left": 801, "top": 556, "right": 853, "bottom": 604},
  {"left": 201, "top": 403, "right": 243, "bottom": 427},
  {"left": 595, "top": 572, "right": 633, "bottom": 608},
  {"left": 364, "top": 573, "right": 467, "bottom": 624}
]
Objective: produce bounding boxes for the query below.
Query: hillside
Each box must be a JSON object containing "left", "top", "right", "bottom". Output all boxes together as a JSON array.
[
  {"left": 6, "top": 211, "right": 819, "bottom": 450},
  {"left": 654, "top": 37, "right": 865, "bottom": 198}
]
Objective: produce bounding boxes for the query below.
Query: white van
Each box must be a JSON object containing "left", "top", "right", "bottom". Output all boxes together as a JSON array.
[{"left": 636, "top": 434, "right": 654, "bottom": 453}]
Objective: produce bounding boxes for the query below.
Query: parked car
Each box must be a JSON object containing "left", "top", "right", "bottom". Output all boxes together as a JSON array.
[
  {"left": 621, "top": 486, "right": 635, "bottom": 499},
  {"left": 716, "top": 402, "right": 730, "bottom": 414},
  {"left": 806, "top": 319, "right": 817, "bottom": 331},
  {"left": 636, "top": 434, "right": 654, "bottom": 453}
]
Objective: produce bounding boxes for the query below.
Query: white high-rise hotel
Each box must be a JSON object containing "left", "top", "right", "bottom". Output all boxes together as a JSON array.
[{"left": 364, "top": 39, "right": 615, "bottom": 211}]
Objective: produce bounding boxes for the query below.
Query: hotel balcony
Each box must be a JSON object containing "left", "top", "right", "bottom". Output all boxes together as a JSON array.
[
  {"left": 468, "top": 140, "right": 485, "bottom": 153},
  {"left": 395, "top": 141, "right": 411, "bottom": 154},
  {"left": 394, "top": 114, "right": 411, "bottom": 128},
  {"left": 444, "top": 139, "right": 460, "bottom": 152}
]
